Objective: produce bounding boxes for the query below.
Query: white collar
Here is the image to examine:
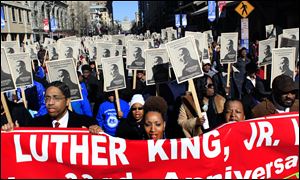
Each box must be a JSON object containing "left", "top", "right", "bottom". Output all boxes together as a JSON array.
[
  {"left": 52, "top": 111, "right": 69, "bottom": 128},
  {"left": 246, "top": 75, "right": 256, "bottom": 87}
]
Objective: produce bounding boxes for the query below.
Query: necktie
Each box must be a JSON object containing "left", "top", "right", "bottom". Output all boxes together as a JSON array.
[{"left": 54, "top": 122, "right": 60, "bottom": 128}]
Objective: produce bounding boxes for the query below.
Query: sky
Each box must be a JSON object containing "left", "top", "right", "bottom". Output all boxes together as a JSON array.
[{"left": 113, "top": 1, "right": 138, "bottom": 22}]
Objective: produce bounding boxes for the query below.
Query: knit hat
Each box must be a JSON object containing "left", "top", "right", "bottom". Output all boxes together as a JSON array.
[{"left": 130, "top": 94, "right": 145, "bottom": 108}]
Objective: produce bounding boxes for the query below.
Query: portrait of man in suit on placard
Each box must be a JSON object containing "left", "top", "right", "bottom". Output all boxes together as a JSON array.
[
  {"left": 178, "top": 47, "right": 201, "bottom": 78},
  {"left": 107, "top": 64, "right": 125, "bottom": 90},
  {"left": 279, "top": 57, "right": 293, "bottom": 78},
  {"left": 65, "top": 47, "right": 73, "bottom": 58},
  {"left": 57, "top": 69, "right": 80, "bottom": 99},
  {"left": 149, "top": 56, "right": 169, "bottom": 84},
  {"left": 130, "top": 47, "right": 145, "bottom": 69},
  {"left": 223, "top": 39, "right": 236, "bottom": 61},
  {"left": 50, "top": 47, "right": 59, "bottom": 60},
  {"left": 15, "top": 60, "right": 32, "bottom": 85},
  {"left": 261, "top": 45, "right": 272, "bottom": 64}
]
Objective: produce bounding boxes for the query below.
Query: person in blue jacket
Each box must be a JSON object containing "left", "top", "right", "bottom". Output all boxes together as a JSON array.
[
  {"left": 71, "top": 71, "right": 93, "bottom": 117},
  {"left": 96, "top": 91, "right": 130, "bottom": 136}
]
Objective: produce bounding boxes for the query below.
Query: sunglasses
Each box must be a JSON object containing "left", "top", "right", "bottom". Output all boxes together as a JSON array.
[{"left": 132, "top": 107, "right": 144, "bottom": 111}]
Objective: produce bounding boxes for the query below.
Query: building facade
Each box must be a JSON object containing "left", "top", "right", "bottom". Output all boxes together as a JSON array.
[
  {"left": 67, "top": 1, "right": 90, "bottom": 36},
  {"left": 89, "top": 1, "right": 113, "bottom": 35},
  {"left": 1, "top": 1, "right": 32, "bottom": 44},
  {"left": 30, "top": 1, "right": 69, "bottom": 42}
]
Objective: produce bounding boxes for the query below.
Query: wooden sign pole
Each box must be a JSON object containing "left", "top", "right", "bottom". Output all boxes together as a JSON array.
[
  {"left": 188, "top": 79, "right": 202, "bottom": 117},
  {"left": 115, "top": 90, "right": 121, "bottom": 113},
  {"left": 21, "top": 88, "right": 28, "bottom": 109},
  {"left": 1, "top": 93, "right": 13, "bottom": 125},
  {"left": 226, "top": 63, "right": 231, "bottom": 88},
  {"left": 132, "top": 70, "right": 137, "bottom": 90},
  {"left": 42, "top": 50, "right": 48, "bottom": 68},
  {"left": 156, "top": 84, "right": 160, "bottom": 96},
  {"left": 68, "top": 102, "right": 73, "bottom": 111},
  {"left": 95, "top": 61, "right": 100, "bottom": 80},
  {"left": 264, "top": 65, "right": 267, "bottom": 80}
]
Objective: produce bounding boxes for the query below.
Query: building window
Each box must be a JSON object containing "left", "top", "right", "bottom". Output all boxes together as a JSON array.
[
  {"left": 12, "top": 7, "right": 16, "bottom": 22},
  {"left": 19, "top": 9, "right": 23, "bottom": 23},
  {"left": 27, "top": 11, "right": 30, "bottom": 24},
  {"left": 11, "top": 34, "right": 17, "bottom": 41},
  {"left": 1, "top": 5, "right": 5, "bottom": 20},
  {"left": 1, "top": 34, "right": 7, "bottom": 41}
]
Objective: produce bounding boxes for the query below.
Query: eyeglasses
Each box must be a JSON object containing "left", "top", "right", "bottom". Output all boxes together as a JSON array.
[
  {"left": 205, "top": 83, "right": 214, "bottom": 89},
  {"left": 44, "top": 95, "right": 66, "bottom": 103},
  {"left": 132, "top": 107, "right": 144, "bottom": 111}
]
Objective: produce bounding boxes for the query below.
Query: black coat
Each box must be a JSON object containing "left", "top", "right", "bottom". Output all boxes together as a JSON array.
[
  {"left": 115, "top": 116, "right": 146, "bottom": 140},
  {"left": 28, "top": 110, "right": 98, "bottom": 128}
]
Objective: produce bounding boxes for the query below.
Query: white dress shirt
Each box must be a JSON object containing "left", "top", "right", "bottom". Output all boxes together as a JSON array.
[{"left": 52, "top": 111, "right": 69, "bottom": 128}]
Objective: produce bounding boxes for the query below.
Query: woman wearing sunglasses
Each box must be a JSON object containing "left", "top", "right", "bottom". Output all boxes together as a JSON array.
[{"left": 116, "top": 94, "right": 146, "bottom": 140}]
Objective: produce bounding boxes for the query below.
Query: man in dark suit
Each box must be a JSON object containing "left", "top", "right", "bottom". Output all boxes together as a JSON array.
[
  {"left": 107, "top": 64, "right": 125, "bottom": 90},
  {"left": 223, "top": 39, "right": 236, "bottom": 62},
  {"left": 57, "top": 69, "right": 81, "bottom": 100},
  {"left": 130, "top": 47, "right": 145, "bottom": 69},
  {"left": 15, "top": 60, "right": 32, "bottom": 85},
  {"left": 28, "top": 81, "right": 102, "bottom": 134},
  {"left": 178, "top": 47, "right": 201, "bottom": 78}
]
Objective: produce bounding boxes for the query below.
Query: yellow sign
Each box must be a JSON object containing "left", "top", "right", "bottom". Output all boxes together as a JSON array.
[{"left": 235, "top": 1, "right": 254, "bottom": 18}]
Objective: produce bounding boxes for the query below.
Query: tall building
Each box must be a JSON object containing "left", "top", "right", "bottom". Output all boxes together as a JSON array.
[
  {"left": 67, "top": 1, "right": 90, "bottom": 36},
  {"left": 1, "top": 1, "right": 32, "bottom": 44},
  {"left": 29, "top": 1, "right": 69, "bottom": 42},
  {"left": 138, "top": 1, "right": 179, "bottom": 33},
  {"left": 89, "top": 1, "right": 113, "bottom": 35}
]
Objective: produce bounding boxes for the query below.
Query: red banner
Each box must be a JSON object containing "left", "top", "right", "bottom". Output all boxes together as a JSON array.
[
  {"left": 1, "top": 112, "right": 299, "bottom": 179},
  {"left": 43, "top": 18, "right": 49, "bottom": 32}
]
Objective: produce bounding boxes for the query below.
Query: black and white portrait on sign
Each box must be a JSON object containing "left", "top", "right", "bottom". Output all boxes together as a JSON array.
[
  {"left": 90, "top": 45, "right": 97, "bottom": 61},
  {"left": 48, "top": 44, "right": 59, "bottom": 61},
  {"left": 282, "top": 28, "right": 299, "bottom": 40},
  {"left": 220, "top": 32, "right": 238, "bottom": 64},
  {"left": 165, "top": 36, "right": 203, "bottom": 84},
  {"left": 280, "top": 37, "right": 299, "bottom": 63},
  {"left": 115, "top": 45, "right": 123, "bottom": 57},
  {"left": 1, "top": 48, "right": 16, "bottom": 92},
  {"left": 126, "top": 40, "right": 148, "bottom": 70},
  {"left": 271, "top": 48, "right": 296, "bottom": 87},
  {"left": 46, "top": 58, "right": 82, "bottom": 101},
  {"left": 58, "top": 40, "right": 80, "bottom": 60},
  {"left": 102, "top": 56, "right": 126, "bottom": 92},
  {"left": 145, "top": 48, "right": 169, "bottom": 85},
  {"left": 258, "top": 38, "right": 276, "bottom": 66},
  {"left": 7, "top": 53, "right": 33, "bottom": 88},
  {"left": 2, "top": 41, "right": 20, "bottom": 54},
  {"left": 265, "top": 24, "right": 276, "bottom": 39},
  {"left": 185, "top": 31, "right": 205, "bottom": 60},
  {"left": 95, "top": 42, "right": 116, "bottom": 70},
  {"left": 26, "top": 44, "right": 38, "bottom": 60},
  {"left": 203, "top": 30, "right": 213, "bottom": 44},
  {"left": 112, "top": 34, "right": 125, "bottom": 46}
]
